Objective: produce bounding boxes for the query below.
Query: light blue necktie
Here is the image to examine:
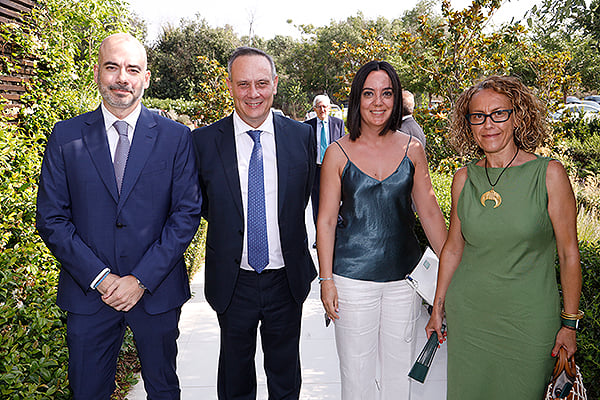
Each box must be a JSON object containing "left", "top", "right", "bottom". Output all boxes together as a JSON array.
[
  {"left": 246, "top": 130, "right": 269, "bottom": 273},
  {"left": 320, "top": 120, "right": 328, "bottom": 163},
  {"left": 113, "top": 120, "right": 130, "bottom": 194}
]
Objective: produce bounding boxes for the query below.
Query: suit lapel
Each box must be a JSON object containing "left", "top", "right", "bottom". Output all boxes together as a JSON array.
[
  {"left": 274, "top": 115, "right": 290, "bottom": 217},
  {"left": 215, "top": 116, "right": 244, "bottom": 218},
  {"left": 82, "top": 107, "right": 119, "bottom": 203},
  {"left": 117, "top": 106, "right": 157, "bottom": 210}
]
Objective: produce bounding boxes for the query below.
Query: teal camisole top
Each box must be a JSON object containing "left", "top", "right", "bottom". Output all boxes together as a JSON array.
[{"left": 332, "top": 136, "right": 422, "bottom": 282}]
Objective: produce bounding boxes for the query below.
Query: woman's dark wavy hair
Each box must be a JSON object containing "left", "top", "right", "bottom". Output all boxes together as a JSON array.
[
  {"left": 346, "top": 61, "right": 403, "bottom": 140},
  {"left": 449, "top": 75, "right": 549, "bottom": 156}
]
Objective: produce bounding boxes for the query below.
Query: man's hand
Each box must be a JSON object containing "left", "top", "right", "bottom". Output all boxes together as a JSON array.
[
  {"left": 96, "top": 273, "right": 119, "bottom": 295},
  {"left": 101, "top": 275, "right": 145, "bottom": 312}
]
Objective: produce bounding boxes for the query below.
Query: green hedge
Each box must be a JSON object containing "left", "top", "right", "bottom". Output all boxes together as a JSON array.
[
  {"left": 0, "top": 114, "right": 70, "bottom": 398},
  {"left": 577, "top": 241, "right": 600, "bottom": 398}
]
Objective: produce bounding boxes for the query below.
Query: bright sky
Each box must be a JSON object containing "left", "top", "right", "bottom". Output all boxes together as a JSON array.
[{"left": 128, "top": 0, "right": 542, "bottom": 44}]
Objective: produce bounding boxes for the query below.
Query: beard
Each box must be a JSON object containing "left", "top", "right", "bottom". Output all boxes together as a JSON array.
[{"left": 99, "top": 83, "right": 144, "bottom": 110}]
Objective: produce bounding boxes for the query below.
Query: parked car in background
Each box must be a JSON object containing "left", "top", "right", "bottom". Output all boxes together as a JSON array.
[
  {"left": 566, "top": 96, "right": 581, "bottom": 104},
  {"left": 551, "top": 103, "right": 600, "bottom": 122},
  {"left": 581, "top": 100, "right": 600, "bottom": 108},
  {"left": 584, "top": 95, "right": 600, "bottom": 105}
]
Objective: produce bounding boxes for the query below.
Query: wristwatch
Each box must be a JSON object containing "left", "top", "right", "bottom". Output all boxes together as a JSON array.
[{"left": 561, "top": 317, "right": 579, "bottom": 331}]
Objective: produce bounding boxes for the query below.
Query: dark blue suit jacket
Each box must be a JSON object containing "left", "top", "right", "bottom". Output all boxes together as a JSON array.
[
  {"left": 305, "top": 116, "right": 345, "bottom": 157},
  {"left": 36, "top": 105, "right": 202, "bottom": 315},
  {"left": 192, "top": 113, "right": 317, "bottom": 314}
]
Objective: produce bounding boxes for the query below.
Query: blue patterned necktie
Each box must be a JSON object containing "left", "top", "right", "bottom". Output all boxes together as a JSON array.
[
  {"left": 246, "top": 130, "right": 269, "bottom": 273},
  {"left": 320, "top": 120, "right": 328, "bottom": 163},
  {"left": 113, "top": 120, "right": 130, "bottom": 194}
]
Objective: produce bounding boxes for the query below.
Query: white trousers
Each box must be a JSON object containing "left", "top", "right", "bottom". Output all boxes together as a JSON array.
[{"left": 333, "top": 274, "right": 420, "bottom": 400}]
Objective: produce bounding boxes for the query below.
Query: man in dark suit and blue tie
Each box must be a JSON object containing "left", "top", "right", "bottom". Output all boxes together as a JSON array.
[
  {"left": 304, "top": 95, "right": 345, "bottom": 238},
  {"left": 192, "top": 47, "right": 316, "bottom": 399},
  {"left": 36, "top": 33, "right": 201, "bottom": 399}
]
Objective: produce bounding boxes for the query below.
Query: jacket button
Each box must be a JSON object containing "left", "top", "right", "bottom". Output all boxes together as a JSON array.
[{"left": 116, "top": 222, "right": 124, "bottom": 228}]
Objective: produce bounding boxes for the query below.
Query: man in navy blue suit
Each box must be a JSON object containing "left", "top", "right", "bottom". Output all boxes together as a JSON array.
[
  {"left": 192, "top": 47, "right": 316, "bottom": 399},
  {"left": 304, "top": 95, "right": 345, "bottom": 240},
  {"left": 36, "top": 33, "right": 201, "bottom": 399}
]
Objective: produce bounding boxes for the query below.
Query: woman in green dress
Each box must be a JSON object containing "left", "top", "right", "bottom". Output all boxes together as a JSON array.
[{"left": 426, "top": 76, "right": 582, "bottom": 399}]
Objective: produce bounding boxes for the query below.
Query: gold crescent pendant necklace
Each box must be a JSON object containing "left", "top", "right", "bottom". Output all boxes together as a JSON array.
[{"left": 480, "top": 148, "right": 519, "bottom": 208}]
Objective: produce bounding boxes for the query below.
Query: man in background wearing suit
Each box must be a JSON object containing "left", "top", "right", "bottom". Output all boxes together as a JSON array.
[
  {"left": 192, "top": 47, "right": 316, "bottom": 400},
  {"left": 36, "top": 33, "right": 201, "bottom": 399},
  {"left": 400, "top": 89, "right": 426, "bottom": 147},
  {"left": 304, "top": 95, "right": 345, "bottom": 244}
]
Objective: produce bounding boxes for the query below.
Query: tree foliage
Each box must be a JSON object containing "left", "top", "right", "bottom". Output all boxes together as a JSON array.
[
  {"left": 146, "top": 15, "right": 241, "bottom": 100},
  {"left": 526, "top": 0, "right": 600, "bottom": 95},
  {"left": 193, "top": 55, "right": 234, "bottom": 125}
]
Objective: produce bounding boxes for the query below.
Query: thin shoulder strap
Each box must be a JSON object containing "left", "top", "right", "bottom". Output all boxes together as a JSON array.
[
  {"left": 404, "top": 134, "right": 413, "bottom": 158},
  {"left": 334, "top": 141, "right": 350, "bottom": 161}
]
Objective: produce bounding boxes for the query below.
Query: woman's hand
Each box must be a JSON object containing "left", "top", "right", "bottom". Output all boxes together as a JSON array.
[
  {"left": 425, "top": 307, "right": 446, "bottom": 345},
  {"left": 320, "top": 280, "right": 339, "bottom": 321},
  {"left": 552, "top": 327, "right": 577, "bottom": 358}
]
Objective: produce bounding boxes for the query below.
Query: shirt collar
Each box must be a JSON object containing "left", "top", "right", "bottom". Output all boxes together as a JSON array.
[
  {"left": 402, "top": 115, "right": 412, "bottom": 121},
  {"left": 101, "top": 102, "right": 142, "bottom": 131},
  {"left": 233, "top": 110, "right": 275, "bottom": 137}
]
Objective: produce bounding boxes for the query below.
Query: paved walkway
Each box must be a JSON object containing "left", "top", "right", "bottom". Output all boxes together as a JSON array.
[{"left": 127, "top": 208, "right": 447, "bottom": 399}]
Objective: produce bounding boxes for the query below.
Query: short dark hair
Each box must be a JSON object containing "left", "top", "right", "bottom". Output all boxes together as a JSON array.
[
  {"left": 346, "top": 61, "right": 403, "bottom": 140},
  {"left": 227, "top": 46, "right": 277, "bottom": 79}
]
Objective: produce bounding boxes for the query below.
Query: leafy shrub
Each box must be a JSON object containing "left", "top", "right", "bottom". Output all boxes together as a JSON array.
[
  {"left": 144, "top": 97, "right": 202, "bottom": 119},
  {"left": 0, "top": 109, "right": 70, "bottom": 399},
  {"left": 185, "top": 220, "right": 207, "bottom": 278},
  {"left": 415, "top": 171, "right": 452, "bottom": 250},
  {"left": 577, "top": 207, "right": 600, "bottom": 245},
  {"left": 575, "top": 241, "right": 600, "bottom": 399},
  {"left": 552, "top": 115, "right": 600, "bottom": 178},
  {"left": 562, "top": 133, "right": 600, "bottom": 178},
  {"left": 430, "top": 171, "right": 452, "bottom": 222},
  {"left": 414, "top": 105, "right": 456, "bottom": 169}
]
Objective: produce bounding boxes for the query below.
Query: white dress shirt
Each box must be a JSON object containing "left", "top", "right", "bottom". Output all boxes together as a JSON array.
[
  {"left": 101, "top": 102, "right": 142, "bottom": 161},
  {"left": 233, "top": 111, "right": 284, "bottom": 271}
]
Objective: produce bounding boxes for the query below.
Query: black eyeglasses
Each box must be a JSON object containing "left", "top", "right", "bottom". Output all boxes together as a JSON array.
[{"left": 465, "top": 109, "right": 513, "bottom": 125}]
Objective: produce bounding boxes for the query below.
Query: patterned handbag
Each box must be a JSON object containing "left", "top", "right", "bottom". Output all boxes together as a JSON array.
[{"left": 544, "top": 348, "right": 587, "bottom": 400}]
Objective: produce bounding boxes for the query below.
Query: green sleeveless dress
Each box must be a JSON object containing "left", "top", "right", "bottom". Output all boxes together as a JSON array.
[{"left": 445, "top": 156, "right": 560, "bottom": 399}]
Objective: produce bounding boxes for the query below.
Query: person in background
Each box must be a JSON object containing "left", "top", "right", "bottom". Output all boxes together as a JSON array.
[
  {"left": 192, "top": 47, "right": 316, "bottom": 400},
  {"left": 317, "top": 60, "right": 447, "bottom": 399},
  {"left": 426, "top": 75, "right": 582, "bottom": 399},
  {"left": 400, "top": 90, "right": 426, "bottom": 147},
  {"left": 36, "top": 33, "right": 201, "bottom": 399},
  {"left": 304, "top": 94, "right": 345, "bottom": 247}
]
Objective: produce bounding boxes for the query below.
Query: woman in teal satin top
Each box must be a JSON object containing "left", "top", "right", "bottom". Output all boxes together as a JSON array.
[{"left": 316, "top": 61, "right": 447, "bottom": 399}]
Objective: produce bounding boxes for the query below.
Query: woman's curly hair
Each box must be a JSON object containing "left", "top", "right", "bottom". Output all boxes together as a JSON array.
[{"left": 449, "top": 75, "right": 549, "bottom": 156}]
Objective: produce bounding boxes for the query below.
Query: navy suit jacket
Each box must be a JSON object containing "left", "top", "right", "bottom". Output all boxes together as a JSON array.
[
  {"left": 36, "top": 105, "right": 202, "bottom": 315},
  {"left": 305, "top": 116, "right": 345, "bottom": 159},
  {"left": 192, "top": 113, "right": 317, "bottom": 314}
]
